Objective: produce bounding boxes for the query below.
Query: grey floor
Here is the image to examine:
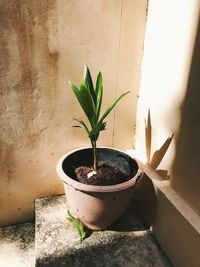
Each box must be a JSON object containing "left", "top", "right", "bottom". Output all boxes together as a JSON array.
[{"left": 0, "top": 222, "right": 35, "bottom": 267}]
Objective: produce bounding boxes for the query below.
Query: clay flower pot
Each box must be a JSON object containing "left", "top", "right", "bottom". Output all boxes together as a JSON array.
[{"left": 56, "top": 147, "right": 142, "bottom": 230}]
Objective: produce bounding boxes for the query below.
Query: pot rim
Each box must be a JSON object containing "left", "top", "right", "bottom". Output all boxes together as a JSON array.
[{"left": 56, "top": 146, "right": 142, "bottom": 193}]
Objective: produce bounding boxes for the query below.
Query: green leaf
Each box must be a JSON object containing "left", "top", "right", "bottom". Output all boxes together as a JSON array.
[
  {"left": 67, "top": 210, "right": 76, "bottom": 220},
  {"left": 75, "top": 220, "right": 86, "bottom": 242},
  {"left": 69, "top": 67, "right": 130, "bottom": 160},
  {"left": 66, "top": 210, "right": 86, "bottom": 243},
  {"left": 84, "top": 66, "right": 96, "bottom": 104},
  {"left": 73, "top": 119, "right": 90, "bottom": 135},
  {"left": 70, "top": 82, "right": 96, "bottom": 126},
  {"left": 99, "top": 91, "right": 130, "bottom": 124},
  {"left": 69, "top": 82, "right": 82, "bottom": 106},
  {"left": 79, "top": 84, "right": 96, "bottom": 124},
  {"left": 95, "top": 71, "right": 103, "bottom": 120},
  {"left": 89, "top": 121, "right": 106, "bottom": 141}
]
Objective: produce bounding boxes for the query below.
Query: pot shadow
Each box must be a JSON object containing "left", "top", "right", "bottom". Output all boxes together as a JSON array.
[
  {"left": 84, "top": 228, "right": 93, "bottom": 239},
  {"left": 131, "top": 172, "right": 157, "bottom": 227},
  {"left": 108, "top": 173, "right": 157, "bottom": 232}
]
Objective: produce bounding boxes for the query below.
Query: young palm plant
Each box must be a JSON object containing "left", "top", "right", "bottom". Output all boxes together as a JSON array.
[{"left": 69, "top": 66, "right": 129, "bottom": 173}]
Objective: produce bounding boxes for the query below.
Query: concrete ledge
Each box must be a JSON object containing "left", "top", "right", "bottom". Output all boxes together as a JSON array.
[
  {"left": 143, "top": 164, "right": 200, "bottom": 267},
  {"left": 35, "top": 195, "right": 172, "bottom": 267},
  {"left": 0, "top": 222, "right": 35, "bottom": 267}
]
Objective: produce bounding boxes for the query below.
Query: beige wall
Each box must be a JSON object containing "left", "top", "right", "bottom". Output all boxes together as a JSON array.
[
  {"left": 172, "top": 12, "right": 200, "bottom": 215},
  {"left": 0, "top": 0, "right": 147, "bottom": 226},
  {"left": 135, "top": 0, "right": 200, "bottom": 212},
  {"left": 134, "top": 0, "right": 200, "bottom": 266}
]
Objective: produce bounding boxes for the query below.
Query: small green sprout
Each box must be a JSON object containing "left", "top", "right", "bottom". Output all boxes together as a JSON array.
[
  {"left": 66, "top": 210, "right": 86, "bottom": 243},
  {"left": 69, "top": 66, "right": 130, "bottom": 171}
]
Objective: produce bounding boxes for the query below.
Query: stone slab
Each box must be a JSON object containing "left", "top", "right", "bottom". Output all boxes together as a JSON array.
[
  {"left": 0, "top": 222, "right": 35, "bottom": 267},
  {"left": 35, "top": 195, "right": 172, "bottom": 267}
]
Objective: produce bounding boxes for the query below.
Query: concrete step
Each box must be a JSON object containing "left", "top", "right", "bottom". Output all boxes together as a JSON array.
[
  {"left": 0, "top": 222, "right": 35, "bottom": 267},
  {"left": 35, "top": 195, "right": 172, "bottom": 267}
]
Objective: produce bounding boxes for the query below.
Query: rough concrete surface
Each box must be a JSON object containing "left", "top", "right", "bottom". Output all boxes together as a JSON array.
[
  {"left": 0, "top": 222, "right": 35, "bottom": 267},
  {"left": 35, "top": 195, "right": 172, "bottom": 267}
]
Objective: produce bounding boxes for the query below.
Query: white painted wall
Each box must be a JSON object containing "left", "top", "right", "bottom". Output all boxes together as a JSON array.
[
  {"left": 135, "top": 1, "right": 200, "bottom": 265},
  {"left": 135, "top": 0, "right": 199, "bottom": 172}
]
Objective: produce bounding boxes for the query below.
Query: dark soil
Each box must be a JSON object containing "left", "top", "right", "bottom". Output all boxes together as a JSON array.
[{"left": 75, "top": 164, "right": 130, "bottom": 186}]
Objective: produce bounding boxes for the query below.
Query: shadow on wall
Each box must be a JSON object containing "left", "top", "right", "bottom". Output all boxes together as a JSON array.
[
  {"left": 133, "top": 16, "right": 200, "bottom": 226},
  {"left": 131, "top": 16, "right": 200, "bottom": 225},
  {"left": 171, "top": 16, "right": 200, "bottom": 214},
  {"left": 132, "top": 173, "right": 157, "bottom": 227},
  {"left": 131, "top": 109, "right": 174, "bottom": 227}
]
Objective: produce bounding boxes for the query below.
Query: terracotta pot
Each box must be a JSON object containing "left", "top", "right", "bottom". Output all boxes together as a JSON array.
[{"left": 56, "top": 147, "right": 142, "bottom": 230}]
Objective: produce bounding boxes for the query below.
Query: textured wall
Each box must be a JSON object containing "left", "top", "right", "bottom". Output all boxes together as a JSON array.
[
  {"left": 0, "top": 0, "right": 147, "bottom": 225},
  {"left": 134, "top": 1, "right": 200, "bottom": 266},
  {"left": 135, "top": 0, "right": 200, "bottom": 216},
  {"left": 135, "top": 0, "right": 200, "bottom": 214},
  {"left": 172, "top": 14, "right": 200, "bottom": 214}
]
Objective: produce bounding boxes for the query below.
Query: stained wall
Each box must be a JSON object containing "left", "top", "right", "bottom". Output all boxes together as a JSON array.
[{"left": 0, "top": 0, "right": 147, "bottom": 225}]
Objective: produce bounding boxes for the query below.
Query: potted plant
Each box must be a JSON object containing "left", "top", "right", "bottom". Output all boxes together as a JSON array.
[{"left": 56, "top": 66, "right": 142, "bottom": 230}]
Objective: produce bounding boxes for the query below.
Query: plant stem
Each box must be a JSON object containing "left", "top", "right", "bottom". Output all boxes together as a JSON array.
[{"left": 91, "top": 140, "right": 97, "bottom": 171}]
